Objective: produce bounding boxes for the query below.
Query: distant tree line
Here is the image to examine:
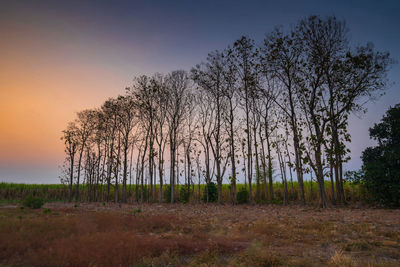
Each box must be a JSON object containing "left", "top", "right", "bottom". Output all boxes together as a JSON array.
[{"left": 61, "top": 15, "right": 392, "bottom": 207}]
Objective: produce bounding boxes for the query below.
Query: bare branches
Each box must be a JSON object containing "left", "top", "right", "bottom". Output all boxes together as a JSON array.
[{"left": 60, "top": 15, "right": 393, "bottom": 206}]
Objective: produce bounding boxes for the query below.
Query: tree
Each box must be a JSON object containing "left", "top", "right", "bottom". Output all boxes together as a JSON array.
[
  {"left": 262, "top": 28, "right": 307, "bottom": 205},
  {"left": 131, "top": 75, "right": 157, "bottom": 202},
  {"left": 59, "top": 15, "right": 394, "bottom": 207},
  {"left": 232, "top": 36, "right": 259, "bottom": 203},
  {"left": 116, "top": 95, "right": 137, "bottom": 203},
  {"left": 61, "top": 122, "right": 79, "bottom": 202},
  {"left": 296, "top": 15, "right": 393, "bottom": 207},
  {"left": 223, "top": 48, "right": 240, "bottom": 204},
  {"left": 152, "top": 74, "right": 169, "bottom": 203},
  {"left": 165, "top": 70, "right": 192, "bottom": 203},
  {"left": 273, "top": 133, "right": 289, "bottom": 204},
  {"left": 362, "top": 104, "right": 400, "bottom": 206},
  {"left": 101, "top": 98, "right": 120, "bottom": 202},
  {"left": 74, "top": 109, "right": 97, "bottom": 201},
  {"left": 191, "top": 51, "right": 227, "bottom": 204},
  {"left": 194, "top": 90, "right": 214, "bottom": 203}
]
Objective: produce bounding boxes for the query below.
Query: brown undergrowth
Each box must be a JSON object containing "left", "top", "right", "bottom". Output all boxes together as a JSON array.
[{"left": 0, "top": 203, "right": 399, "bottom": 266}]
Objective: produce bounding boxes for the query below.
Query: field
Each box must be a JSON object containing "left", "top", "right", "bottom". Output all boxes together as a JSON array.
[
  {"left": 1, "top": 203, "right": 399, "bottom": 266},
  {"left": 0, "top": 181, "right": 368, "bottom": 204}
]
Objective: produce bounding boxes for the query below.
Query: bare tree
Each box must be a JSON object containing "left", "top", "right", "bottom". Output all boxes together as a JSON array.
[
  {"left": 165, "top": 70, "right": 192, "bottom": 203},
  {"left": 232, "top": 36, "right": 259, "bottom": 203},
  {"left": 262, "top": 28, "right": 307, "bottom": 205},
  {"left": 115, "top": 94, "right": 137, "bottom": 203},
  {"left": 192, "top": 51, "right": 227, "bottom": 204},
  {"left": 59, "top": 15, "right": 393, "bottom": 208},
  {"left": 223, "top": 48, "right": 240, "bottom": 204},
  {"left": 61, "top": 122, "right": 79, "bottom": 202}
]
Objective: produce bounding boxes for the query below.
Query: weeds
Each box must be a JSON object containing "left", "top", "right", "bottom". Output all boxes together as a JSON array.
[
  {"left": 231, "top": 242, "right": 283, "bottom": 267},
  {"left": 43, "top": 208, "right": 51, "bottom": 214},
  {"left": 22, "top": 195, "right": 44, "bottom": 209}
]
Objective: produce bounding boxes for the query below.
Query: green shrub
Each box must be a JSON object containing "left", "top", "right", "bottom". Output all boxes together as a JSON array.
[
  {"left": 163, "top": 184, "right": 171, "bottom": 203},
  {"left": 203, "top": 182, "right": 218, "bottom": 203},
  {"left": 361, "top": 104, "right": 400, "bottom": 206},
  {"left": 43, "top": 208, "right": 51, "bottom": 214},
  {"left": 131, "top": 207, "right": 142, "bottom": 215},
  {"left": 22, "top": 195, "right": 44, "bottom": 209},
  {"left": 179, "top": 186, "right": 191, "bottom": 203},
  {"left": 163, "top": 185, "right": 186, "bottom": 203},
  {"left": 237, "top": 187, "right": 249, "bottom": 204},
  {"left": 270, "top": 198, "right": 283, "bottom": 205}
]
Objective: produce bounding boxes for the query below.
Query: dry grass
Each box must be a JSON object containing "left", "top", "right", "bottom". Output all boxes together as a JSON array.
[{"left": 0, "top": 203, "right": 399, "bottom": 266}]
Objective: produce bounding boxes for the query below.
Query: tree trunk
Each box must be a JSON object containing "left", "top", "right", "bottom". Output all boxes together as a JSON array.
[
  {"left": 69, "top": 154, "right": 75, "bottom": 202},
  {"left": 170, "top": 131, "right": 176, "bottom": 203},
  {"left": 266, "top": 137, "right": 274, "bottom": 201},
  {"left": 75, "top": 147, "right": 84, "bottom": 202},
  {"left": 253, "top": 122, "right": 261, "bottom": 202},
  {"left": 122, "top": 141, "right": 128, "bottom": 203},
  {"left": 315, "top": 145, "right": 328, "bottom": 208},
  {"left": 259, "top": 129, "right": 268, "bottom": 202},
  {"left": 229, "top": 105, "right": 237, "bottom": 204}
]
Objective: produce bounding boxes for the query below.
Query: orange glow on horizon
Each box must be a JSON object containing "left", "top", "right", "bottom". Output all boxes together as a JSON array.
[{"left": 0, "top": 35, "right": 132, "bottom": 166}]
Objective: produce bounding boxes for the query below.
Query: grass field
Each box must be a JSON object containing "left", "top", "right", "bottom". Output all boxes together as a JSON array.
[
  {"left": 0, "top": 181, "right": 368, "bottom": 205},
  {"left": 0, "top": 202, "right": 399, "bottom": 266}
]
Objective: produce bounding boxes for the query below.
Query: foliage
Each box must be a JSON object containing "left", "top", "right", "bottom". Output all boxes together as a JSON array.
[
  {"left": 43, "top": 208, "right": 51, "bottom": 214},
  {"left": 236, "top": 187, "right": 249, "bottom": 204},
  {"left": 1, "top": 181, "right": 370, "bottom": 205},
  {"left": 52, "top": 14, "right": 393, "bottom": 206},
  {"left": 22, "top": 195, "right": 45, "bottom": 209},
  {"left": 269, "top": 198, "right": 283, "bottom": 205},
  {"left": 202, "top": 182, "right": 218, "bottom": 203},
  {"left": 163, "top": 184, "right": 171, "bottom": 203},
  {"left": 0, "top": 182, "right": 66, "bottom": 202},
  {"left": 179, "top": 186, "right": 191, "bottom": 203},
  {"left": 344, "top": 170, "right": 365, "bottom": 184},
  {"left": 131, "top": 207, "right": 142, "bottom": 216},
  {"left": 362, "top": 104, "right": 400, "bottom": 206}
]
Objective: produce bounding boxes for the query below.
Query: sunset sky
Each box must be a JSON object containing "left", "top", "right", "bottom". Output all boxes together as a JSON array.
[{"left": 0, "top": 0, "right": 399, "bottom": 183}]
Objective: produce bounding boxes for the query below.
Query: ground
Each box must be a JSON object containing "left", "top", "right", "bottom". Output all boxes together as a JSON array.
[{"left": 0, "top": 203, "right": 399, "bottom": 266}]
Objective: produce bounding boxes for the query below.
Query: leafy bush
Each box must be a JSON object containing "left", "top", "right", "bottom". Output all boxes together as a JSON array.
[
  {"left": 163, "top": 185, "right": 188, "bottom": 203},
  {"left": 163, "top": 184, "right": 171, "bottom": 203},
  {"left": 202, "top": 182, "right": 218, "bottom": 203},
  {"left": 179, "top": 186, "right": 191, "bottom": 203},
  {"left": 361, "top": 104, "right": 400, "bottom": 206},
  {"left": 269, "top": 198, "right": 283, "bottom": 205},
  {"left": 43, "top": 208, "right": 51, "bottom": 214},
  {"left": 131, "top": 207, "right": 142, "bottom": 216},
  {"left": 236, "top": 187, "right": 249, "bottom": 204},
  {"left": 22, "top": 195, "right": 44, "bottom": 209}
]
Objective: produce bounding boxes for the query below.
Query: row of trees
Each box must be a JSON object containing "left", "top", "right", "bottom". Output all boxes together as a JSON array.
[{"left": 61, "top": 16, "right": 392, "bottom": 207}]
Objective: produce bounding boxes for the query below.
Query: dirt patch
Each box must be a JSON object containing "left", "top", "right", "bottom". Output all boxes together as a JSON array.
[{"left": 1, "top": 203, "right": 399, "bottom": 266}]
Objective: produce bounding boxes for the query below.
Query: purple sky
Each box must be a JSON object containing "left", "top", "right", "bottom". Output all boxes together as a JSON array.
[{"left": 0, "top": 0, "right": 399, "bottom": 183}]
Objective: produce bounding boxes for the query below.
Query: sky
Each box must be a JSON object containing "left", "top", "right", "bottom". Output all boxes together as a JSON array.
[{"left": 0, "top": 0, "right": 399, "bottom": 184}]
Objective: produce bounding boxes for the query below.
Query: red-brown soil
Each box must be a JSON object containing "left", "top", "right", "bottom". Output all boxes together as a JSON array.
[{"left": 0, "top": 203, "right": 399, "bottom": 266}]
